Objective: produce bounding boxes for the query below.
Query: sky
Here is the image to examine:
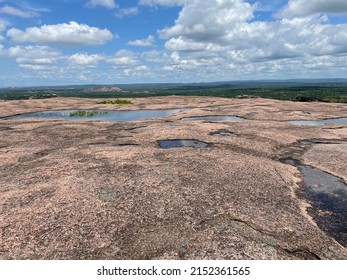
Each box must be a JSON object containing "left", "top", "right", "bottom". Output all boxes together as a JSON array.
[{"left": 1, "top": 0, "right": 347, "bottom": 86}]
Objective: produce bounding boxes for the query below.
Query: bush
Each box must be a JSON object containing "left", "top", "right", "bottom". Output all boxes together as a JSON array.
[
  {"left": 69, "top": 110, "right": 108, "bottom": 117},
  {"left": 292, "top": 95, "right": 321, "bottom": 102},
  {"left": 97, "top": 99, "right": 133, "bottom": 105}
]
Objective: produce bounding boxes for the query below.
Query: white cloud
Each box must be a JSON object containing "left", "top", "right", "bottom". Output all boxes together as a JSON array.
[
  {"left": 139, "top": 0, "right": 347, "bottom": 81},
  {"left": 122, "top": 65, "right": 150, "bottom": 77},
  {"left": 0, "top": 20, "right": 6, "bottom": 41},
  {"left": 165, "top": 36, "right": 210, "bottom": 52},
  {"left": 159, "top": 50, "right": 219, "bottom": 74},
  {"left": 158, "top": 1, "right": 347, "bottom": 59},
  {"left": 8, "top": 45, "right": 61, "bottom": 59},
  {"left": 139, "top": 0, "right": 186, "bottom": 7},
  {"left": 0, "top": 44, "right": 4, "bottom": 55},
  {"left": 7, "top": 21, "right": 114, "bottom": 46},
  {"left": 115, "top": 7, "right": 139, "bottom": 18},
  {"left": 0, "top": 18, "right": 8, "bottom": 31},
  {"left": 127, "top": 35, "right": 155, "bottom": 47},
  {"left": 277, "top": 0, "right": 347, "bottom": 18},
  {"left": 3, "top": 0, "right": 347, "bottom": 84},
  {"left": 8, "top": 45, "right": 62, "bottom": 71},
  {"left": 85, "top": 0, "right": 116, "bottom": 9},
  {"left": 19, "top": 64, "right": 51, "bottom": 71},
  {"left": 159, "top": 0, "right": 254, "bottom": 42},
  {"left": 135, "top": 65, "right": 150, "bottom": 71},
  {"left": 107, "top": 50, "right": 139, "bottom": 66},
  {"left": 16, "top": 57, "right": 56, "bottom": 65},
  {"left": 0, "top": 21, "right": 5, "bottom": 32},
  {"left": 0, "top": 5, "right": 39, "bottom": 18},
  {"left": 142, "top": 50, "right": 169, "bottom": 63},
  {"left": 252, "top": 0, "right": 286, "bottom": 12},
  {"left": 68, "top": 52, "right": 105, "bottom": 67}
]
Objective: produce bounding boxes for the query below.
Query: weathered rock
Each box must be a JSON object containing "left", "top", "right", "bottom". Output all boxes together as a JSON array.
[{"left": 0, "top": 96, "right": 346, "bottom": 259}]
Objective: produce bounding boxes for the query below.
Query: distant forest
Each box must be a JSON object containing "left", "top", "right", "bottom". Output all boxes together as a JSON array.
[{"left": 1, "top": 81, "right": 347, "bottom": 103}]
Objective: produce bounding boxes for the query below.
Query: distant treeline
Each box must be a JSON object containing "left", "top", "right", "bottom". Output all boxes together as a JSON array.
[{"left": 1, "top": 83, "right": 346, "bottom": 103}]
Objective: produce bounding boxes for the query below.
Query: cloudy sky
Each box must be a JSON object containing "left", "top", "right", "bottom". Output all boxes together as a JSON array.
[{"left": 0, "top": 0, "right": 347, "bottom": 86}]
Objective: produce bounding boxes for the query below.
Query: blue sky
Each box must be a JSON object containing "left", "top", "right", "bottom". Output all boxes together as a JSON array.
[{"left": 1, "top": 0, "right": 347, "bottom": 86}]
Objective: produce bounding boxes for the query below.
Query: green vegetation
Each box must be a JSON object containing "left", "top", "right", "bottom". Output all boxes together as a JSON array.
[
  {"left": 1, "top": 81, "right": 347, "bottom": 103},
  {"left": 97, "top": 99, "right": 133, "bottom": 105},
  {"left": 321, "top": 96, "right": 347, "bottom": 103},
  {"left": 69, "top": 110, "right": 108, "bottom": 117}
]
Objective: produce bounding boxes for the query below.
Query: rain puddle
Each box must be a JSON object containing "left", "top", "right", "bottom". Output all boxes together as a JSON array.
[
  {"left": 282, "top": 158, "right": 347, "bottom": 247},
  {"left": 182, "top": 115, "right": 244, "bottom": 121},
  {"left": 159, "top": 140, "right": 209, "bottom": 149},
  {"left": 8, "top": 109, "right": 186, "bottom": 122},
  {"left": 210, "top": 130, "right": 236, "bottom": 137},
  {"left": 288, "top": 118, "right": 347, "bottom": 126}
]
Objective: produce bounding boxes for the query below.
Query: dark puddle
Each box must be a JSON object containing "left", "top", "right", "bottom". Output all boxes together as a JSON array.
[
  {"left": 182, "top": 115, "right": 244, "bottom": 121},
  {"left": 7, "top": 109, "right": 186, "bottom": 122},
  {"left": 282, "top": 157, "right": 347, "bottom": 247},
  {"left": 159, "top": 140, "right": 209, "bottom": 149},
  {"left": 288, "top": 117, "right": 347, "bottom": 126},
  {"left": 210, "top": 130, "right": 236, "bottom": 137},
  {"left": 117, "top": 143, "right": 140, "bottom": 147}
]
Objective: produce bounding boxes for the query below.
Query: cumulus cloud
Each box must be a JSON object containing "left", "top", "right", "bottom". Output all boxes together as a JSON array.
[
  {"left": 8, "top": 45, "right": 62, "bottom": 70},
  {"left": 159, "top": 0, "right": 254, "bottom": 42},
  {"left": 252, "top": 0, "right": 286, "bottom": 12},
  {"left": 165, "top": 37, "right": 211, "bottom": 52},
  {"left": 8, "top": 45, "right": 61, "bottom": 59},
  {"left": 68, "top": 52, "right": 105, "bottom": 67},
  {"left": 141, "top": 0, "right": 347, "bottom": 81},
  {"left": 160, "top": 50, "right": 221, "bottom": 74},
  {"left": 135, "top": 65, "right": 150, "bottom": 71},
  {"left": 107, "top": 50, "right": 139, "bottom": 66},
  {"left": 0, "top": 24, "right": 6, "bottom": 52},
  {"left": 0, "top": 21, "right": 5, "bottom": 32},
  {"left": 142, "top": 50, "right": 169, "bottom": 63},
  {"left": 115, "top": 6, "right": 139, "bottom": 18},
  {"left": 4, "top": 0, "right": 347, "bottom": 83},
  {"left": 0, "top": 20, "right": 7, "bottom": 41},
  {"left": 277, "top": 0, "right": 347, "bottom": 18},
  {"left": 85, "top": 0, "right": 117, "bottom": 9},
  {"left": 0, "top": 5, "right": 39, "bottom": 18},
  {"left": 122, "top": 65, "right": 150, "bottom": 77},
  {"left": 7, "top": 21, "right": 114, "bottom": 46},
  {"left": 158, "top": 1, "right": 347, "bottom": 59},
  {"left": 18, "top": 64, "right": 51, "bottom": 71},
  {"left": 127, "top": 35, "right": 155, "bottom": 47},
  {"left": 139, "top": 0, "right": 185, "bottom": 7}
]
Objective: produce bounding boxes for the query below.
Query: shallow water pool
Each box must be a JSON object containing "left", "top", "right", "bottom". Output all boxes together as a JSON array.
[
  {"left": 288, "top": 118, "right": 347, "bottom": 126},
  {"left": 282, "top": 158, "right": 347, "bottom": 247},
  {"left": 8, "top": 109, "right": 186, "bottom": 122},
  {"left": 159, "top": 140, "right": 209, "bottom": 149}
]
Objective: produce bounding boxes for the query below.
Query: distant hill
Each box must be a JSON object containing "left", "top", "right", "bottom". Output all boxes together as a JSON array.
[{"left": 84, "top": 86, "right": 125, "bottom": 93}]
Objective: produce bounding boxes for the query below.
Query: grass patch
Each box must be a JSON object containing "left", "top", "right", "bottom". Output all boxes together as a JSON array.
[
  {"left": 69, "top": 110, "right": 108, "bottom": 117},
  {"left": 97, "top": 99, "right": 133, "bottom": 105}
]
